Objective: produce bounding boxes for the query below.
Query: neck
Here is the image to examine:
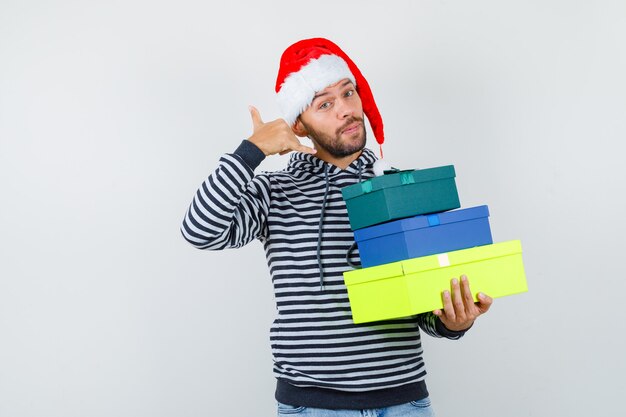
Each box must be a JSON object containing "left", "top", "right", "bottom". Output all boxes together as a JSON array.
[{"left": 314, "top": 148, "right": 362, "bottom": 170}]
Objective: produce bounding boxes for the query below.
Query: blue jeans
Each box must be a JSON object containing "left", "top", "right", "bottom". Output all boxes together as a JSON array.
[{"left": 277, "top": 398, "right": 435, "bottom": 417}]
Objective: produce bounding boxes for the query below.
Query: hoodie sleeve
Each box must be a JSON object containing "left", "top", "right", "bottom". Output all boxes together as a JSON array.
[
  {"left": 415, "top": 312, "right": 470, "bottom": 340},
  {"left": 180, "top": 140, "right": 271, "bottom": 250}
]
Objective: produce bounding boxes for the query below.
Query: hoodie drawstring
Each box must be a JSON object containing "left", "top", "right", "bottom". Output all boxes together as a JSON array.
[
  {"left": 317, "top": 164, "right": 331, "bottom": 291},
  {"left": 357, "top": 159, "right": 363, "bottom": 182},
  {"left": 317, "top": 159, "right": 366, "bottom": 290}
]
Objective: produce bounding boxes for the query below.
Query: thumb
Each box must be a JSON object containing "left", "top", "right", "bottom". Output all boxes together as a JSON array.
[
  {"left": 476, "top": 292, "right": 493, "bottom": 313},
  {"left": 249, "top": 105, "right": 263, "bottom": 130}
]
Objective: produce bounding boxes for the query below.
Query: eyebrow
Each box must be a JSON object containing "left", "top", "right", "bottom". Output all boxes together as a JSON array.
[{"left": 313, "top": 80, "right": 354, "bottom": 101}]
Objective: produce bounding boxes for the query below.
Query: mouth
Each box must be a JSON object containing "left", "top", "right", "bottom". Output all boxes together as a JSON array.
[{"left": 341, "top": 122, "right": 361, "bottom": 135}]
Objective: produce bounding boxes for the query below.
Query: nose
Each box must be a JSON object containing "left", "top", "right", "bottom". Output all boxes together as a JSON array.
[{"left": 335, "top": 97, "right": 354, "bottom": 119}]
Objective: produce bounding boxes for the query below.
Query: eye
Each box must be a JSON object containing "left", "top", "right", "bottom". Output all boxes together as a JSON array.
[
  {"left": 319, "top": 101, "right": 331, "bottom": 110},
  {"left": 345, "top": 89, "right": 354, "bottom": 97}
]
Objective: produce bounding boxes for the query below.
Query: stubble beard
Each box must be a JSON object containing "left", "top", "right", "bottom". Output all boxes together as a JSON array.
[{"left": 304, "top": 116, "right": 367, "bottom": 158}]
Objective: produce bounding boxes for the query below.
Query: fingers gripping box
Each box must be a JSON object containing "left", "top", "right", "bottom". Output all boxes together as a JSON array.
[{"left": 343, "top": 240, "right": 528, "bottom": 324}]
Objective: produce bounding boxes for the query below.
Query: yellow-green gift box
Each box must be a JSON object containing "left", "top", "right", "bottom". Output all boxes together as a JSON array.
[{"left": 343, "top": 240, "right": 528, "bottom": 324}]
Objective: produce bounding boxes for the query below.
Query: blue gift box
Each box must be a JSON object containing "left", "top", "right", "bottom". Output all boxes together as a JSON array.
[{"left": 354, "top": 205, "right": 493, "bottom": 268}]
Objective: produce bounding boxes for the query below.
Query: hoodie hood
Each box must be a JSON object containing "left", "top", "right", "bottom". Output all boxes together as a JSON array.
[{"left": 287, "top": 147, "right": 378, "bottom": 178}]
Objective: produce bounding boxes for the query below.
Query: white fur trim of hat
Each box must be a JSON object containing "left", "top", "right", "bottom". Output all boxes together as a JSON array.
[{"left": 276, "top": 54, "right": 356, "bottom": 126}]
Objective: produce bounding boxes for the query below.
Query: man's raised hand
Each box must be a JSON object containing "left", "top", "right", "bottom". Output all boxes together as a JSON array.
[{"left": 247, "top": 106, "right": 316, "bottom": 157}]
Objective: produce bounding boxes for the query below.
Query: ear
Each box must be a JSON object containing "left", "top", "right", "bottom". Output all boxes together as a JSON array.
[{"left": 292, "top": 117, "right": 308, "bottom": 137}]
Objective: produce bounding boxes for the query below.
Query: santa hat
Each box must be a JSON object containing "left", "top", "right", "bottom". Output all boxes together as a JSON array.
[{"left": 275, "top": 38, "right": 385, "bottom": 157}]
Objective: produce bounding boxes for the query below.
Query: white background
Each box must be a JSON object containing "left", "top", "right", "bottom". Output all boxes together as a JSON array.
[{"left": 1, "top": 1, "right": 625, "bottom": 416}]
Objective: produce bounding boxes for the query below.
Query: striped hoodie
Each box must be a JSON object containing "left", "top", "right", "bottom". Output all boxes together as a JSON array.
[{"left": 181, "top": 140, "right": 468, "bottom": 409}]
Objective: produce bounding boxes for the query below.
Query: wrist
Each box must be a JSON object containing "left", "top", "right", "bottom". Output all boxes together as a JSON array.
[
  {"left": 247, "top": 135, "right": 270, "bottom": 156},
  {"left": 234, "top": 140, "right": 266, "bottom": 170},
  {"left": 435, "top": 317, "right": 473, "bottom": 337}
]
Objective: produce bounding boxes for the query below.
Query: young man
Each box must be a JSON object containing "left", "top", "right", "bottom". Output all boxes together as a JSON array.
[{"left": 181, "top": 38, "right": 492, "bottom": 416}]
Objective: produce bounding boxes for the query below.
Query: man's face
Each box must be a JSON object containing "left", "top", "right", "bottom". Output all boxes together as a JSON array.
[{"left": 297, "top": 79, "right": 366, "bottom": 158}]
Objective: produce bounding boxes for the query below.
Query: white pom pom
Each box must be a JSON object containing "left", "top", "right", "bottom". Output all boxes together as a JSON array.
[{"left": 373, "top": 159, "right": 392, "bottom": 176}]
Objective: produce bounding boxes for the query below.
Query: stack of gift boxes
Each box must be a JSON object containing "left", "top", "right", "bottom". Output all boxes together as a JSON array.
[{"left": 341, "top": 165, "right": 528, "bottom": 324}]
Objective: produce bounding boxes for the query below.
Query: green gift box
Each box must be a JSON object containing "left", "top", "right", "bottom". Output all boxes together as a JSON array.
[
  {"left": 343, "top": 240, "right": 528, "bottom": 324},
  {"left": 341, "top": 166, "right": 460, "bottom": 230}
]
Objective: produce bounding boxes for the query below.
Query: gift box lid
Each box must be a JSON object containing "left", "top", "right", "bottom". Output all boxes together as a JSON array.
[
  {"left": 353, "top": 205, "right": 490, "bottom": 242},
  {"left": 344, "top": 240, "right": 522, "bottom": 286},
  {"left": 341, "top": 165, "right": 456, "bottom": 201},
  {"left": 344, "top": 259, "right": 405, "bottom": 285}
]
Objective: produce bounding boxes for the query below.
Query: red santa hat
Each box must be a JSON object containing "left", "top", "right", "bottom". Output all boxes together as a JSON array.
[{"left": 275, "top": 38, "right": 385, "bottom": 157}]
